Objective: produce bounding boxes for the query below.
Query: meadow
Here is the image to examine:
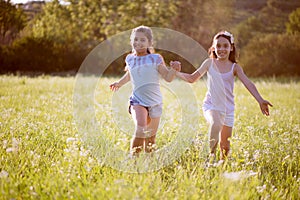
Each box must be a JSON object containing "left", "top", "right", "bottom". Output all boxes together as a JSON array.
[{"left": 0, "top": 75, "right": 299, "bottom": 199}]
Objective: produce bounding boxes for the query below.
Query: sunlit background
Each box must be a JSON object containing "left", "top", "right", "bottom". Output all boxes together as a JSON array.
[
  {"left": 1, "top": 0, "right": 300, "bottom": 76},
  {"left": 1, "top": 1, "right": 300, "bottom": 199}
]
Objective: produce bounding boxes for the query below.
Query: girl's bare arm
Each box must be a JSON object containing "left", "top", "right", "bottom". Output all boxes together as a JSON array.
[
  {"left": 158, "top": 60, "right": 181, "bottom": 82},
  {"left": 176, "top": 58, "right": 211, "bottom": 83},
  {"left": 235, "top": 64, "right": 273, "bottom": 116},
  {"left": 109, "top": 71, "right": 130, "bottom": 91}
]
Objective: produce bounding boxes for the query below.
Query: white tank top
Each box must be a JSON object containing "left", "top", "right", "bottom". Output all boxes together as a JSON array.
[{"left": 203, "top": 61, "right": 235, "bottom": 114}]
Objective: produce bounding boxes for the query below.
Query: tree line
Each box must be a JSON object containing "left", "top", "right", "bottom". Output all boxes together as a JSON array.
[{"left": 0, "top": 0, "right": 300, "bottom": 76}]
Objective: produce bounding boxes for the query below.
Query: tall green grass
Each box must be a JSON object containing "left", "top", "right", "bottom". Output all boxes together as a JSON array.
[{"left": 0, "top": 75, "right": 299, "bottom": 199}]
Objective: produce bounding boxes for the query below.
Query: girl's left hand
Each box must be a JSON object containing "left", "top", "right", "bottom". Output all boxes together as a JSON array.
[{"left": 259, "top": 100, "right": 273, "bottom": 116}]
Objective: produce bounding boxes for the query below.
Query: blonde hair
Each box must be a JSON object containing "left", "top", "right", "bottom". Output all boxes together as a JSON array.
[{"left": 130, "top": 25, "right": 155, "bottom": 54}]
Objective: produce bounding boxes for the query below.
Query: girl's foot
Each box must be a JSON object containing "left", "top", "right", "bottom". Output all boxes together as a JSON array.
[
  {"left": 205, "top": 153, "right": 216, "bottom": 167},
  {"left": 213, "top": 159, "right": 225, "bottom": 167}
]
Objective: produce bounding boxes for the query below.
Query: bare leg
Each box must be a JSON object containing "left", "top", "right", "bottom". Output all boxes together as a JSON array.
[
  {"left": 130, "top": 105, "right": 148, "bottom": 154},
  {"left": 131, "top": 137, "right": 144, "bottom": 154},
  {"left": 145, "top": 117, "right": 160, "bottom": 153},
  {"left": 220, "top": 125, "right": 232, "bottom": 160},
  {"left": 205, "top": 110, "right": 225, "bottom": 155}
]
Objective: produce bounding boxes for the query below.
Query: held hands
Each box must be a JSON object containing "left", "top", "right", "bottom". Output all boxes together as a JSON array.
[
  {"left": 170, "top": 61, "right": 181, "bottom": 72},
  {"left": 259, "top": 99, "right": 273, "bottom": 116},
  {"left": 110, "top": 61, "right": 181, "bottom": 91}
]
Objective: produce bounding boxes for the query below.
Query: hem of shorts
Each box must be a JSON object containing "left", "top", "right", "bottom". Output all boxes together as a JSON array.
[
  {"left": 149, "top": 114, "right": 162, "bottom": 118},
  {"left": 130, "top": 102, "right": 162, "bottom": 107},
  {"left": 223, "top": 123, "right": 234, "bottom": 128}
]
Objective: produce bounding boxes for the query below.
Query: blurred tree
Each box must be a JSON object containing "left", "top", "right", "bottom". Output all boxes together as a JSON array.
[
  {"left": 29, "top": 0, "right": 72, "bottom": 44},
  {"left": 259, "top": 0, "right": 300, "bottom": 33},
  {"left": 11, "top": 0, "right": 178, "bottom": 73},
  {"left": 234, "top": 0, "right": 300, "bottom": 48},
  {"left": 0, "top": 0, "right": 26, "bottom": 45},
  {"left": 66, "top": 0, "right": 110, "bottom": 49},
  {"left": 27, "top": 0, "right": 83, "bottom": 70},
  {"left": 239, "top": 33, "right": 300, "bottom": 76},
  {"left": 115, "top": 0, "right": 177, "bottom": 31},
  {"left": 3, "top": 0, "right": 299, "bottom": 76},
  {"left": 286, "top": 7, "right": 300, "bottom": 35},
  {"left": 234, "top": 0, "right": 266, "bottom": 11},
  {"left": 29, "top": 0, "right": 177, "bottom": 50},
  {"left": 267, "top": 0, "right": 300, "bottom": 12},
  {"left": 171, "top": 0, "right": 235, "bottom": 49},
  {"left": 234, "top": 16, "right": 264, "bottom": 48}
]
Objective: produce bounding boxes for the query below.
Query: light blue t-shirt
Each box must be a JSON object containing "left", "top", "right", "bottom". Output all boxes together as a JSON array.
[{"left": 126, "top": 53, "right": 164, "bottom": 107}]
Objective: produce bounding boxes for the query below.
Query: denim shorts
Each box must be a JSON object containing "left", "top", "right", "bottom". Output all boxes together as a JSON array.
[{"left": 128, "top": 96, "right": 162, "bottom": 118}]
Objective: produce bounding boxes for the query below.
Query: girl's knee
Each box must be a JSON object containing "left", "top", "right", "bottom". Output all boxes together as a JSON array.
[
  {"left": 135, "top": 125, "right": 150, "bottom": 138},
  {"left": 211, "top": 114, "right": 224, "bottom": 127},
  {"left": 210, "top": 119, "right": 223, "bottom": 131}
]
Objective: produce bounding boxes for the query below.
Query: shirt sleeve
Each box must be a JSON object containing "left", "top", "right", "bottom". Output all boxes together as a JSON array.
[
  {"left": 155, "top": 54, "right": 165, "bottom": 66},
  {"left": 124, "top": 54, "right": 132, "bottom": 71}
]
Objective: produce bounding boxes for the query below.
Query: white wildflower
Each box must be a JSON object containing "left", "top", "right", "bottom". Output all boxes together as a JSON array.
[
  {"left": 6, "top": 147, "right": 16, "bottom": 153},
  {"left": 256, "top": 185, "right": 266, "bottom": 193},
  {"left": 0, "top": 170, "right": 9, "bottom": 178},
  {"left": 223, "top": 170, "right": 258, "bottom": 181},
  {"left": 3, "top": 140, "right": 8, "bottom": 149},
  {"left": 66, "top": 137, "right": 77, "bottom": 143}
]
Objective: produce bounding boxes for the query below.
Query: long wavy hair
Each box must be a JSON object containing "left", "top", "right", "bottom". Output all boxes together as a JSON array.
[{"left": 208, "top": 31, "right": 237, "bottom": 63}]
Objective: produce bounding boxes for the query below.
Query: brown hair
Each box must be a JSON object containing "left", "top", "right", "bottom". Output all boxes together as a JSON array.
[
  {"left": 208, "top": 31, "right": 237, "bottom": 63},
  {"left": 130, "top": 25, "right": 154, "bottom": 54}
]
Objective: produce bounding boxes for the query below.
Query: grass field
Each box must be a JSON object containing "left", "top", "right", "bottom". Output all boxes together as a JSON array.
[{"left": 0, "top": 75, "right": 299, "bottom": 199}]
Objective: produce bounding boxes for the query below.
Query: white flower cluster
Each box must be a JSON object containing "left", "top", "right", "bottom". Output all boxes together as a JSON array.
[{"left": 223, "top": 31, "right": 234, "bottom": 44}]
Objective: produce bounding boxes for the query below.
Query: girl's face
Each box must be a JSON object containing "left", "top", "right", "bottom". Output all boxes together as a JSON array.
[
  {"left": 131, "top": 32, "right": 151, "bottom": 56},
  {"left": 213, "top": 36, "right": 233, "bottom": 60}
]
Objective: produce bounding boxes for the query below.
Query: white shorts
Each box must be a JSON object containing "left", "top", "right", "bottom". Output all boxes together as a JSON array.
[{"left": 203, "top": 109, "right": 234, "bottom": 127}]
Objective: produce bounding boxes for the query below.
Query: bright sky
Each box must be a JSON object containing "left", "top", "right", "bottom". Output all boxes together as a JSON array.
[
  {"left": 10, "top": 0, "right": 69, "bottom": 5},
  {"left": 10, "top": 0, "right": 47, "bottom": 4},
  {"left": 10, "top": 0, "right": 29, "bottom": 3}
]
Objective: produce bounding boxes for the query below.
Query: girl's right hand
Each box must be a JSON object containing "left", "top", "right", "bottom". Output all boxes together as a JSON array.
[{"left": 110, "top": 82, "right": 121, "bottom": 91}]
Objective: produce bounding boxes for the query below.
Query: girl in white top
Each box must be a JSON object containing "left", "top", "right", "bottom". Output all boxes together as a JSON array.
[
  {"left": 176, "top": 31, "right": 272, "bottom": 162},
  {"left": 110, "top": 26, "right": 180, "bottom": 155}
]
